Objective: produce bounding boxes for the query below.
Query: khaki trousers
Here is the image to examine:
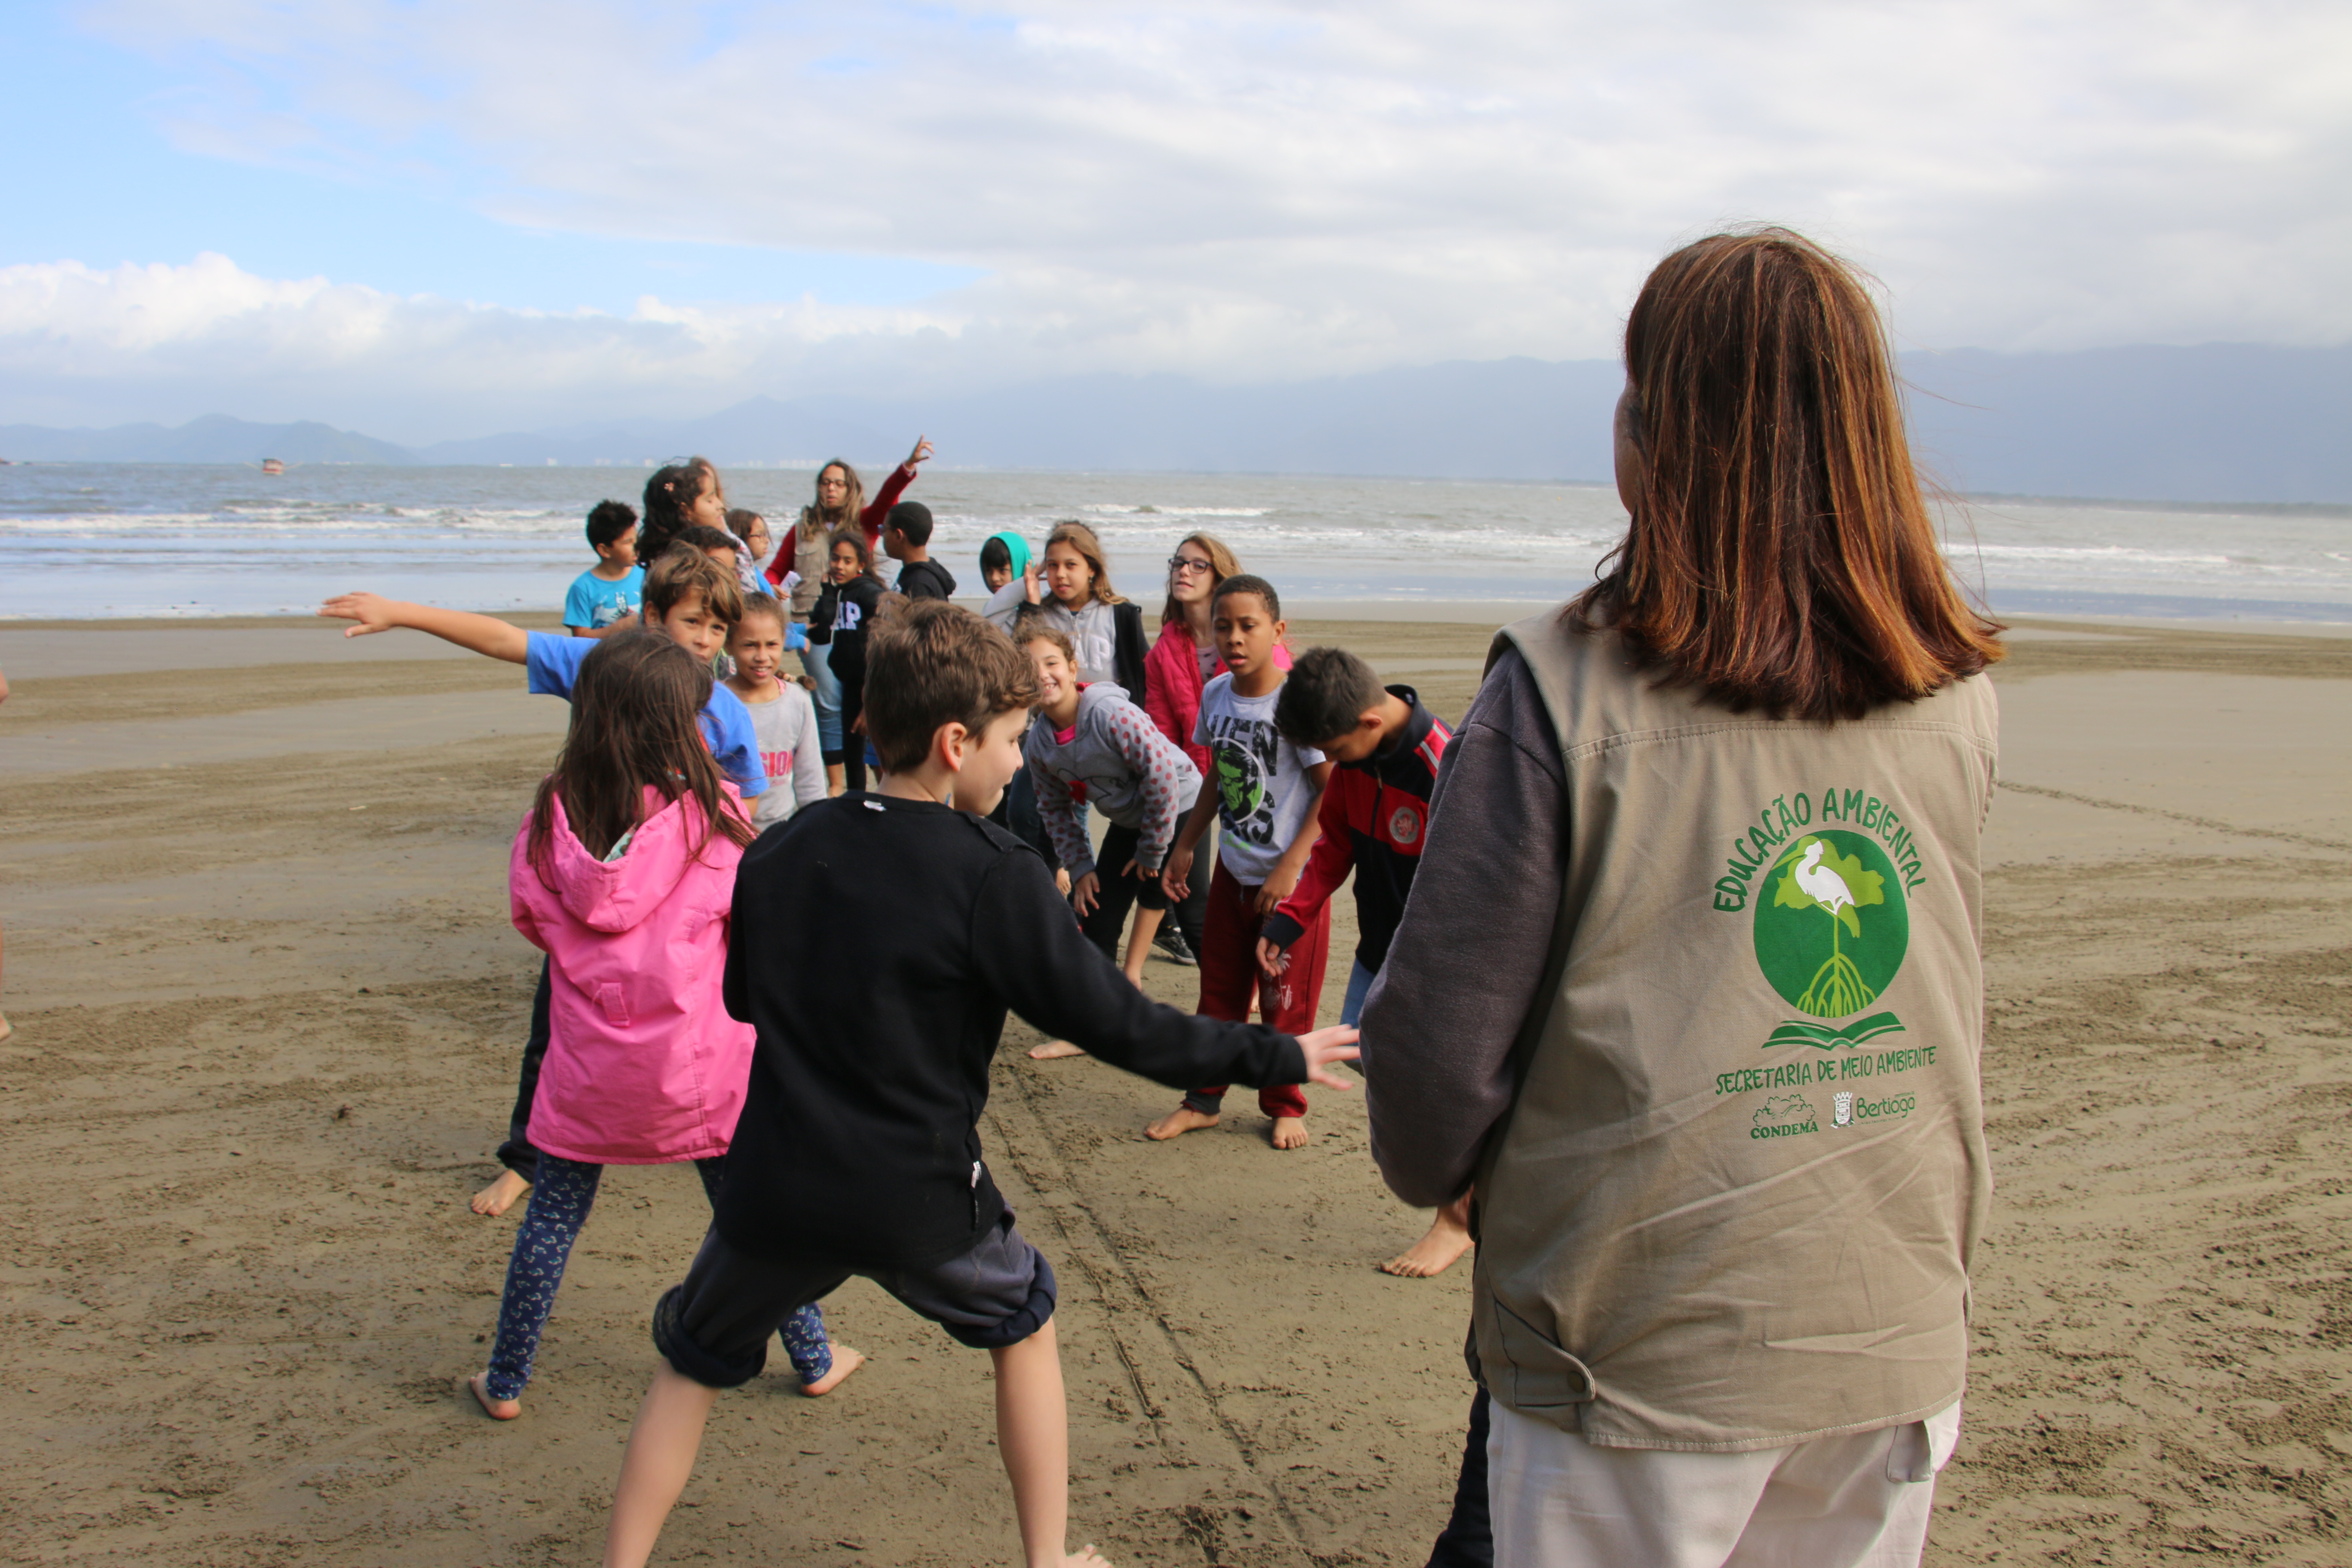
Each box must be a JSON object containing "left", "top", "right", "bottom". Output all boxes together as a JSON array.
[{"left": 1488, "top": 1398, "right": 1961, "bottom": 1568}]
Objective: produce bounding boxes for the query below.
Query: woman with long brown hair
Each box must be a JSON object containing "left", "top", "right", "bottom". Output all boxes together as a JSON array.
[
  {"left": 768, "top": 438, "right": 933, "bottom": 779},
  {"left": 1366, "top": 229, "right": 2001, "bottom": 1567}
]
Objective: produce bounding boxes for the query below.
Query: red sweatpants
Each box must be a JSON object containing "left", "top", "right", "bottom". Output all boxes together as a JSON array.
[{"left": 1182, "top": 860, "right": 1331, "bottom": 1120}]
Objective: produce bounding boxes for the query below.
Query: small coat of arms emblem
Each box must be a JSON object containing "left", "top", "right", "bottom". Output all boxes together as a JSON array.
[{"left": 1833, "top": 1091, "right": 1854, "bottom": 1127}]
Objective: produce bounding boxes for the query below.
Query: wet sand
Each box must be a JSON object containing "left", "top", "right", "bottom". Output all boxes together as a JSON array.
[{"left": 2, "top": 615, "right": 2347, "bottom": 1564}]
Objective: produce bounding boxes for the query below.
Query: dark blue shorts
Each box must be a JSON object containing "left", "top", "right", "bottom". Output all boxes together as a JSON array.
[{"left": 653, "top": 1212, "right": 1056, "bottom": 1390}]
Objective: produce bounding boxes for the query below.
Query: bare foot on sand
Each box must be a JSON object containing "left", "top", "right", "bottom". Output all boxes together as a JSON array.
[
  {"left": 1269, "top": 1115, "right": 1308, "bottom": 1150},
  {"left": 1145, "top": 1106, "right": 1218, "bottom": 1141},
  {"left": 1066, "top": 1549, "right": 1111, "bottom": 1567},
  {"left": 466, "top": 1372, "right": 521, "bottom": 1421},
  {"left": 1027, "top": 1040, "right": 1088, "bottom": 1060},
  {"left": 0, "top": 1015, "right": 12, "bottom": 1045},
  {"left": 1380, "top": 1213, "right": 1473, "bottom": 1277},
  {"left": 470, "top": 1169, "right": 531, "bottom": 1217},
  {"left": 796, "top": 1344, "right": 865, "bottom": 1397}
]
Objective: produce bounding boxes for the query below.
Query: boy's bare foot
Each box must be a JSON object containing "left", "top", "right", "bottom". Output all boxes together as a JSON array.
[
  {"left": 796, "top": 1344, "right": 864, "bottom": 1397},
  {"left": 1379, "top": 1210, "right": 1474, "bottom": 1277},
  {"left": 1065, "top": 1550, "right": 1111, "bottom": 1566},
  {"left": 0, "top": 1015, "right": 12, "bottom": 1044},
  {"left": 1027, "top": 1040, "right": 1088, "bottom": 1060},
  {"left": 466, "top": 1372, "right": 521, "bottom": 1421},
  {"left": 1269, "top": 1115, "right": 1308, "bottom": 1150},
  {"left": 1144, "top": 1106, "right": 1217, "bottom": 1141},
  {"left": 470, "top": 1169, "right": 531, "bottom": 1217}
]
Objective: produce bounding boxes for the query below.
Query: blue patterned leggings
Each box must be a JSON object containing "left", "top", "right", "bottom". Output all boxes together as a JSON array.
[{"left": 484, "top": 1153, "right": 831, "bottom": 1401}]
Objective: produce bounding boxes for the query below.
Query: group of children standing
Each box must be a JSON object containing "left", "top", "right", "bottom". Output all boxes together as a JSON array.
[
  {"left": 304, "top": 223, "right": 1999, "bottom": 1568},
  {"left": 318, "top": 442, "right": 1469, "bottom": 1566}
]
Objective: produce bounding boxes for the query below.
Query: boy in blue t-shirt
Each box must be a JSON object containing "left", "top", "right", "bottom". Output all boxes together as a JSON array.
[
  {"left": 565, "top": 499, "right": 646, "bottom": 637},
  {"left": 321, "top": 548, "right": 764, "bottom": 1213}
]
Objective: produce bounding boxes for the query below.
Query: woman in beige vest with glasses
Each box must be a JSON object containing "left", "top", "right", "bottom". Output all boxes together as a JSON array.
[{"left": 1365, "top": 228, "right": 2004, "bottom": 1568}]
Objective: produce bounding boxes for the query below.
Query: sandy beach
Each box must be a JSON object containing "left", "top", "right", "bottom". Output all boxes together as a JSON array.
[{"left": 3, "top": 611, "right": 2348, "bottom": 1565}]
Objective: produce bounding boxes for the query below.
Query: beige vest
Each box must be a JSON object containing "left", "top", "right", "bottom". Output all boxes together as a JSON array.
[{"left": 1472, "top": 612, "right": 1997, "bottom": 1451}]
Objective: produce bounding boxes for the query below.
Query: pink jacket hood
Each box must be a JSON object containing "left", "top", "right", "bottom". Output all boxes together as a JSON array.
[
  {"left": 509, "top": 785, "right": 755, "bottom": 1165},
  {"left": 536, "top": 786, "right": 729, "bottom": 935}
]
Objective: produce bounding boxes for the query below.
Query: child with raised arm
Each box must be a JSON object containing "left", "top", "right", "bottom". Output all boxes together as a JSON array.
[
  {"left": 1015, "top": 622, "right": 1200, "bottom": 1060},
  {"left": 565, "top": 500, "right": 643, "bottom": 637},
  {"left": 1259, "top": 646, "right": 1468, "bottom": 1275},
  {"left": 602, "top": 600, "right": 1359, "bottom": 1568},
  {"left": 724, "top": 596, "right": 826, "bottom": 831},
  {"left": 321, "top": 550, "right": 763, "bottom": 1221},
  {"left": 471, "top": 633, "right": 857, "bottom": 1420},
  {"left": 1147, "top": 576, "right": 1333, "bottom": 1151}
]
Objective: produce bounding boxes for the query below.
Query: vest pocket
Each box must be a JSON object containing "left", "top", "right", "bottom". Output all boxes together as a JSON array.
[
  {"left": 1488, "top": 1296, "right": 1596, "bottom": 1411},
  {"left": 593, "top": 983, "right": 631, "bottom": 1028}
]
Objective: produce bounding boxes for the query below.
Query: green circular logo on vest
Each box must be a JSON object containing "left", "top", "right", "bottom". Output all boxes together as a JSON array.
[{"left": 1751, "top": 830, "right": 1908, "bottom": 1018}]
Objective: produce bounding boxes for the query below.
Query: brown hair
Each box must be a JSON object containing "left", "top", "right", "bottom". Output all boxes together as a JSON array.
[
  {"left": 825, "top": 527, "right": 881, "bottom": 581},
  {"left": 732, "top": 593, "right": 788, "bottom": 634},
  {"left": 525, "top": 632, "right": 755, "bottom": 880},
  {"left": 863, "top": 601, "right": 1040, "bottom": 773},
  {"left": 1159, "top": 530, "right": 1241, "bottom": 627},
  {"left": 723, "top": 507, "right": 768, "bottom": 545},
  {"left": 1043, "top": 521, "right": 1125, "bottom": 606},
  {"left": 800, "top": 459, "right": 864, "bottom": 541},
  {"left": 642, "top": 546, "right": 745, "bottom": 626},
  {"left": 1573, "top": 227, "right": 2001, "bottom": 721},
  {"left": 671, "top": 524, "right": 744, "bottom": 561},
  {"left": 1013, "top": 616, "right": 1078, "bottom": 668}
]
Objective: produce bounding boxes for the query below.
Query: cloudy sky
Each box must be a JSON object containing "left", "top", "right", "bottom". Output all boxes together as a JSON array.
[{"left": 3, "top": 0, "right": 2347, "bottom": 444}]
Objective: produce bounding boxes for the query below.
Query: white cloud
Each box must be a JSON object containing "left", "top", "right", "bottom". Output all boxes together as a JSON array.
[
  {"left": 17, "top": 0, "right": 2352, "bottom": 436},
  {"left": 0, "top": 254, "right": 972, "bottom": 438}
]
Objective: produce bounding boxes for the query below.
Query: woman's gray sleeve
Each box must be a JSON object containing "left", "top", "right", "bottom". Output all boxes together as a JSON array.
[{"left": 1363, "top": 649, "right": 1568, "bottom": 1209}]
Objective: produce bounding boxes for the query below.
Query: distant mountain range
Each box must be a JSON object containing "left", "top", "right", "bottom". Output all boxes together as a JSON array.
[{"left": 3, "top": 343, "right": 2346, "bottom": 503}]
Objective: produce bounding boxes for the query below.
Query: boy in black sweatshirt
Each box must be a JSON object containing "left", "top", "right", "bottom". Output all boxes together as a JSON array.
[
  {"left": 1259, "top": 646, "right": 1469, "bottom": 1280},
  {"left": 603, "top": 600, "right": 1360, "bottom": 1568},
  {"left": 883, "top": 500, "right": 959, "bottom": 601}
]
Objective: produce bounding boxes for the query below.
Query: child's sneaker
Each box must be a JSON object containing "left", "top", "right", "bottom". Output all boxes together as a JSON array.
[{"left": 1153, "top": 926, "right": 1197, "bottom": 966}]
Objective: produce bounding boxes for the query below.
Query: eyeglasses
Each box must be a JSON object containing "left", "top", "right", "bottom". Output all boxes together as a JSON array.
[{"left": 1167, "top": 556, "right": 1215, "bottom": 575}]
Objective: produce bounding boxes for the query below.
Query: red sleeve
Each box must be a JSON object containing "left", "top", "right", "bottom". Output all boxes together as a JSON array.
[
  {"left": 1143, "top": 634, "right": 1183, "bottom": 743},
  {"left": 858, "top": 465, "right": 915, "bottom": 545},
  {"left": 1272, "top": 773, "right": 1357, "bottom": 931},
  {"left": 1145, "top": 632, "right": 1210, "bottom": 775}
]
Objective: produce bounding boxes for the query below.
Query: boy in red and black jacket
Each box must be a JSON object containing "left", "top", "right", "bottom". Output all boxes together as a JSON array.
[{"left": 1262, "top": 646, "right": 1470, "bottom": 1279}]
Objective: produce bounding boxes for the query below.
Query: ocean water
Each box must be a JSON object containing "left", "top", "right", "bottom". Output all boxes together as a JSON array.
[{"left": 1, "top": 462, "right": 2348, "bottom": 622}]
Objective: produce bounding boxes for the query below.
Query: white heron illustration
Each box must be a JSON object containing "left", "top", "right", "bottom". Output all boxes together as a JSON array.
[
  {"left": 1792, "top": 840, "right": 1855, "bottom": 919},
  {"left": 1772, "top": 835, "right": 1877, "bottom": 1017}
]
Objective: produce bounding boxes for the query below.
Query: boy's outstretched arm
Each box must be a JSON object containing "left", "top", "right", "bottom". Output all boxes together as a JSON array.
[
  {"left": 319, "top": 593, "right": 529, "bottom": 663},
  {"left": 982, "top": 853, "right": 1357, "bottom": 1091}
]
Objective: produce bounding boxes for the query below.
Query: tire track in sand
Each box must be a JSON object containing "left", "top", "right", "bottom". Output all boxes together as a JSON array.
[{"left": 989, "top": 1063, "right": 1320, "bottom": 1562}]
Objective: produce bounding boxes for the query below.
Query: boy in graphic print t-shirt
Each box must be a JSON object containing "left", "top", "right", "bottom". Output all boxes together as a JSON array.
[{"left": 1152, "top": 575, "right": 1333, "bottom": 1150}]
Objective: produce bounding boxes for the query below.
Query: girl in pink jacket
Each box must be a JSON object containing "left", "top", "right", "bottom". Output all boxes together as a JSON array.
[{"left": 469, "top": 635, "right": 859, "bottom": 1419}]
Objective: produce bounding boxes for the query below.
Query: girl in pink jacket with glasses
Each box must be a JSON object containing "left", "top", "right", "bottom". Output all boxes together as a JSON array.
[{"left": 467, "top": 632, "right": 862, "bottom": 1420}]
